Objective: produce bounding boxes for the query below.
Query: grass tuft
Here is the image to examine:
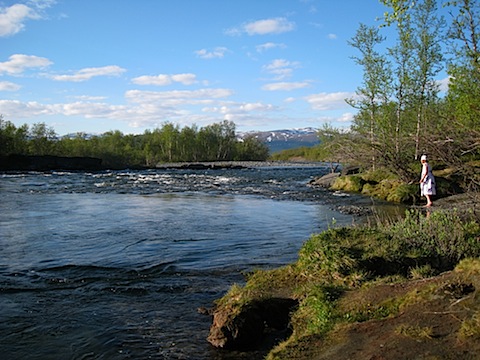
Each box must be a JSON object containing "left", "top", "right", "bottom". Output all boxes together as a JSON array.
[{"left": 395, "top": 324, "right": 434, "bottom": 339}]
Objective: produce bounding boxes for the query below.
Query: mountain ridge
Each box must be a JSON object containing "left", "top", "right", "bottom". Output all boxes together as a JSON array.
[{"left": 237, "top": 127, "right": 320, "bottom": 153}]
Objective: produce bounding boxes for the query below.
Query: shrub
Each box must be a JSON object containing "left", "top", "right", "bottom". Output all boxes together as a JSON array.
[{"left": 381, "top": 209, "right": 480, "bottom": 264}]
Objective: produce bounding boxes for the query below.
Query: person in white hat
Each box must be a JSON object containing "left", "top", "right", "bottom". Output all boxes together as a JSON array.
[{"left": 419, "top": 154, "right": 436, "bottom": 207}]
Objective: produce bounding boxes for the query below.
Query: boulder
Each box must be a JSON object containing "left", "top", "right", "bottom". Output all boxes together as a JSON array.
[
  {"left": 308, "top": 172, "right": 340, "bottom": 188},
  {"left": 207, "top": 297, "right": 298, "bottom": 350},
  {"left": 341, "top": 165, "right": 361, "bottom": 176}
]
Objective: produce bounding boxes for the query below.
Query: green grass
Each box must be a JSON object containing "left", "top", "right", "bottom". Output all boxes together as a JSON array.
[{"left": 212, "top": 208, "right": 480, "bottom": 358}]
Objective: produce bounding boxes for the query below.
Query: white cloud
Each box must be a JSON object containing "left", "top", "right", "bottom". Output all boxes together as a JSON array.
[
  {"left": 201, "top": 101, "right": 279, "bottom": 129},
  {"left": 132, "top": 73, "right": 197, "bottom": 86},
  {"left": 0, "top": 1, "right": 55, "bottom": 37},
  {"left": 227, "top": 17, "right": 295, "bottom": 36},
  {"left": 263, "top": 59, "right": 301, "bottom": 80},
  {"left": 57, "top": 101, "right": 127, "bottom": 118},
  {"left": 71, "top": 95, "right": 108, "bottom": 101},
  {"left": 0, "top": 81, "right": 21, "bottom": 91},
  {"left": 132, "top": 74, "right": 170, "bottom": 86},
  {"left": 256, "top": 42, "right": 286, "bottom": 52},
  {"left": 28, "top": 0, "right": 57, "bottom": 11},
  {"left": 0, "top": 91, "right": 356, "bottom": 132},
  {"left": 305, "top": 92, "right": 353, "bottom": 110},
  {"left": 195, "top": 47, "right": 229, "bottom": 59},
  {"left": 204, "top": 102, "right": 275, "bottom": 115},
  {"left": 125, "top": 88, "right": 234, "bottom": 105},
  {"left": 171, "top": 73, "right": 197, "bottom": 85},
  {"left": 50, "top": 65, "right": 126, "bottom": 82},
  {"left": 0, "top": 4, "right": 38, "bottom": 37},
  {"left": 337, "top": 112, "right": 354, "bottom": 123},
  {"left": 0, "top": 54, "right": 52, "bottom": 75},
  {"left": 0, "top": 87, "right": 235, "bottom": 121},
  {"left": 327, "top": 33, "right": 337, "bottom": 40},
  {"left": 0, "top": 99, "right": 51, "bottom": 117},
  {"left": 437, "top": 76, "right": 450, "bottom": 92},
  {"left": 262, "top": 82, "right": 310, "bottom": 91}
]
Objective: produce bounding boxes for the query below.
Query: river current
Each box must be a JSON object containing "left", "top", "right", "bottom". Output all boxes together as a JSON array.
[{"left": 0, "top": 165, "right": 396, "bottom": 359}]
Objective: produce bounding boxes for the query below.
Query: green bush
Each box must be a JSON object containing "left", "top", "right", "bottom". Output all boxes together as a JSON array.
[{"left": 381, "top": 209, "right": 480, "bottom": 262}]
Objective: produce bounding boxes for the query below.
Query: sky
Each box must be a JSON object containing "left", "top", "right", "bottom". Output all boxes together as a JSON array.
[{"left": 0, "top": 0, "right": 405, "bottom": 135}]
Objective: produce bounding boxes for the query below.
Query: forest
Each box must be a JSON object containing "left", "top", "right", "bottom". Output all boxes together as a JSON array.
[{"left": 0, "top": 119, "right": 269, "bottom": 168}]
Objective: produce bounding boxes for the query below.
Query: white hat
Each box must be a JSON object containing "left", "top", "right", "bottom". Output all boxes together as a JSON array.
[{"left": 420, "top": 154, "right": 427, "bottom": 161}]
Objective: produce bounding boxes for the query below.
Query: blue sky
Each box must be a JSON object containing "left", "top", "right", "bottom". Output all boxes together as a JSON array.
[{"left": 0, "top": 0, "right": 402, "bottom": 135}]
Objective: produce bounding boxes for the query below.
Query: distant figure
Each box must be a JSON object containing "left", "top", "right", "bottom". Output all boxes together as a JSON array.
[{"left": 419, "top": 154, "right": 436, "bottom": 207}]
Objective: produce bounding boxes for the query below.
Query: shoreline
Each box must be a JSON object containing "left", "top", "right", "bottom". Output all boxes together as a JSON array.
[
  {"left": 0, "top": 156, "right": 332, "bottom": 172},
  {"left": 207, "top": 192, "right": 480, "bottom": 359},
  {"left": 154, "top": 160, "right": 332, "bottom": 169}
]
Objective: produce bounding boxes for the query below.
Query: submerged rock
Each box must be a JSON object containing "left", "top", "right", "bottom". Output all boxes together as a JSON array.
[{"left": 335, "top": 205, "right": 373, "bottom": 216}]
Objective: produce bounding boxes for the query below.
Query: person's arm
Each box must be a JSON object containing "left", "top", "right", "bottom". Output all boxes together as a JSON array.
[{"left": 420, "top": 164, "right": 427, "bottom": 183}]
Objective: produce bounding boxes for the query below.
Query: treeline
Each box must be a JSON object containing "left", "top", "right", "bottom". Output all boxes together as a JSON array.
[
  {"left": 312, "top": 0, "right": 479, "bottom": 189},
  {"left": 0, "top": 119, "right": 269, "bottom": 168}
]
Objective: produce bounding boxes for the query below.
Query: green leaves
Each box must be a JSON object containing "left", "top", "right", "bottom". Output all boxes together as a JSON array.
[{"left": 0, "top": 118, "right": 270, "bottom": 167}]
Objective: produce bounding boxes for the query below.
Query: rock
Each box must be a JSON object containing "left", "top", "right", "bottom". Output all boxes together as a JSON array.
[
  {"left": 207, "top": 297, "right": 298, "bottom": 350},
  {"left": 0, "top": 154, "right": 103, "bottom": 171},
  {"left": 341, "top": 165, "right": 361, "bottom": 176},
  {"left": 308, "top": 172, "right": 340, "bottom": 188},
  {"left": 335, "top": 205, "right": 373, "bottom": 216}
]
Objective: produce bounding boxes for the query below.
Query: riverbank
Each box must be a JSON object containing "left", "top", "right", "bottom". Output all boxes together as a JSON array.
[
  {"left": 206, "top": 191, "right": 480, "bottom": 359},
  {"left": 0, "top": 156, "right": 330, "bottom": 172},
  {"left": 155, "top": 160, "right": 330, "bottom": 169}
]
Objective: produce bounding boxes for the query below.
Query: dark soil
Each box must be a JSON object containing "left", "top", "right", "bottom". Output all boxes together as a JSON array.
[{"left": 277, "top": 270, "right": 480, "bottom": 359}]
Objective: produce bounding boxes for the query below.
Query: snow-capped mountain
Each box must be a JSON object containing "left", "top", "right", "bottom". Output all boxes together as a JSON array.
[{"left": 237, "top": 127, "right": 320, "bottom": 153}]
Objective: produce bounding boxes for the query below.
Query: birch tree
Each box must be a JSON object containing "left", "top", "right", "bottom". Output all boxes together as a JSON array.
[
  {"left": 411, "top": 0, "right": 445, "bottom": 159},
  {"left": 348, "top": 23, "right": 392, "bottom": 170}
]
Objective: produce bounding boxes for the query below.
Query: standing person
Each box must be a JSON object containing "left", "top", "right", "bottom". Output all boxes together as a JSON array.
[{"left": 419, "top": 154, "right": 436, "bottom": 207}]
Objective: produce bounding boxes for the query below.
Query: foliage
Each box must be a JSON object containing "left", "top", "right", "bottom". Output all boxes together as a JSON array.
[
  {"left": 380, "top": 209, "right": 480, "bottom": 261},
  {"left": 302, "top": 0, "right": 480, "bottom": 188},
  {"left": 0, "top": 119, "right": 270, "bottom": 168}
]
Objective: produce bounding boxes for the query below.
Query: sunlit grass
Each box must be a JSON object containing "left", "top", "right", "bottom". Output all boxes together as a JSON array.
[{"left": 212, "top": 208, "right": 480, "bottom": 358}]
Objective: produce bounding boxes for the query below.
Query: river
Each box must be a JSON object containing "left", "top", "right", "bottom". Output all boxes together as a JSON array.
[{"left": 0, "top": 165, "right": 399, "bottom": 359}]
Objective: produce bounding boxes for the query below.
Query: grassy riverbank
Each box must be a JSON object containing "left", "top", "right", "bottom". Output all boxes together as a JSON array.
[{"left": 211, "top": 197, "right": 480, "bottom": 359}]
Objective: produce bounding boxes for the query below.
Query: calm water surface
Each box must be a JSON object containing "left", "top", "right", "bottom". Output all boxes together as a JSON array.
[{"left": 0, "top": 166, "right": 393, "bottom": 359}]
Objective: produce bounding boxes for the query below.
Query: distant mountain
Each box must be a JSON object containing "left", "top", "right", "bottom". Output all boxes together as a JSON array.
[
  {"left": 61, "top": 128, "right": 320, "bottom": 154},
  {"left": 237, "top": 128, "right": 320, "bottom": 153}
]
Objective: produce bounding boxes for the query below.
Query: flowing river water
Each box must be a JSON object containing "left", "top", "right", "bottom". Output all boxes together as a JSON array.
[{"left": 0, "top": 165, "right": 402, "bottom": 359}]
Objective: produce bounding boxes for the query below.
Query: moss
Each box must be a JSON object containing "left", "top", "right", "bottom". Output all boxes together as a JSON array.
[
  {"left": 387, "top": 183, "right": 418, "bottom": 203},
  {"left": 459, "top": 311, "right": 480, "bottom": 340},
  {"left": 395, "top": 324, "right": 434, "bottom": 339},
  {"left": 331, "top": 171, "right": 421, "bottom": 204},
  {"left": 331, "top": 175, "right": 365, "bottom": 192}
]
